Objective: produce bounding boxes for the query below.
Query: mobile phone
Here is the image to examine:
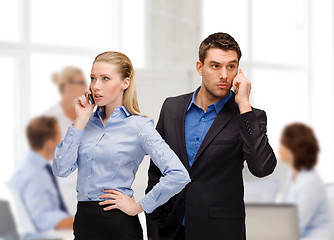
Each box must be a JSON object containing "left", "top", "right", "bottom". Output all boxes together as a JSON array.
[{"left": 88, "top": 88, "right": 95, "bottom": 104}]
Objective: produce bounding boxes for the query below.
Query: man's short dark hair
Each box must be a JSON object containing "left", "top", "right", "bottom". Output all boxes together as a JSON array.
[
  {"left": 199, "top": 32, "right": 242, "bottom": 63},
  {"left": 281, "top": 123, "right": 319, "bottom": 170},
  {"left": 26, "top": 116, "right": 58, "bottom": 150}
]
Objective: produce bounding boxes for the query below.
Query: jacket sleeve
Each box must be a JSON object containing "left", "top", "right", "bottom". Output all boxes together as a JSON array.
[{"left": 240, "top": 109, "right": 277, "bottom": 177}]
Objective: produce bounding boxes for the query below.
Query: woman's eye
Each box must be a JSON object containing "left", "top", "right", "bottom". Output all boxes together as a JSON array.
[
  {"left": 90, "top": 77, "right": 96, "bottom": 81},
  {"left": 103, "top": 77, "right": 110, "bottom": 81}
]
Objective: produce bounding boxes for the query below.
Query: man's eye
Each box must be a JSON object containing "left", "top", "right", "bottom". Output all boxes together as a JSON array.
[
  {"left": 228, "top": 65, "right": 235, "bottom": 69},
  {"left": 212, "top": 65, "right": 219, "bottom": 69},
  {"left": 103, "top": 77, "right": 110, "bottom": 81}
]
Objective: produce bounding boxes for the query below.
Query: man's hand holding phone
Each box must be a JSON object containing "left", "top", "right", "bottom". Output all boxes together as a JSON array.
[
  {"left": 73, "top": 88, "right": 96, "bottom": 130},
  {"left": 233, "top": 68, "right": 252, "bottom": 114}
]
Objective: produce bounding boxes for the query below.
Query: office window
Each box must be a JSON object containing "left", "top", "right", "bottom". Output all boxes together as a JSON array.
[
  {"left": 30, "top": 0, "right": 116, "bottom": 49},
  {"left": 0, "top": 0, "right": 20, "bottom": 42},
  {"left": 0, "top": 57, "right": 16, "bottom": 182}
]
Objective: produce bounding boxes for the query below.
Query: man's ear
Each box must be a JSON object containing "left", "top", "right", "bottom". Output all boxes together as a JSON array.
[
  {"left": 196, "top": 61, "right": 203, "bottom": 76},
  {"left": 123, "top": 77, "right": 130, "bottom": 90}
]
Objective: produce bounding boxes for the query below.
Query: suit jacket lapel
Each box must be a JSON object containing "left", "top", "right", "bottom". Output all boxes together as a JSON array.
[
  {"left": 191, "top": 94, "right": 239, "bottom": 167},
  {"left": 175, "top": 93, "right": 193, "bottom": 171}
]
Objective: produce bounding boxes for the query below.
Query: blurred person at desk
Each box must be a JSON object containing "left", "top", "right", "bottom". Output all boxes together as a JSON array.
[
  {"left": 45, "top": 66, "right": 87, "bottom": 215},
  {"left": 10, "top": 116, "right": 74, "bottom": 232},
  {"left": 279, "top": 123, "right": 332, "bottom": 240}
]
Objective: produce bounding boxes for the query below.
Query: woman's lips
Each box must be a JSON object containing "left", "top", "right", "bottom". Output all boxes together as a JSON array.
[{"left": 94, "top": 94, "right": 103, "bottom": 101}]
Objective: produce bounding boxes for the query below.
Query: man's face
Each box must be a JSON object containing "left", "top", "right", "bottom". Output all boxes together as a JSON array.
[{"left": 196, "top": 48, "right": 239, "bottom": 99}]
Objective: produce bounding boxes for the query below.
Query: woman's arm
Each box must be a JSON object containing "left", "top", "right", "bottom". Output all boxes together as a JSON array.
[
  {"left": 52, "top": 90, "right": 95, "bottom": 177},
  {"left": 137, "top": 118, "right": 191, "bottom": 214}
]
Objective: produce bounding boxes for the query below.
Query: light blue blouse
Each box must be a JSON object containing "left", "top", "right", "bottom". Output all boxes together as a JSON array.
[
  {"left": 282, "top": 169, "right": 333, "bottom": 239},
  {"left": 52, "top": 106, "right": 190, "bottom": 214}
]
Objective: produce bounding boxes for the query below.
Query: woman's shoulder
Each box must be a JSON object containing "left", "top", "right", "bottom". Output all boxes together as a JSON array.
[
  {"left": 297, "top": 169, "right": 326, "bottom": 193},
  {"left": 128, "top": 114, "right": 154, "bottom": 129}
]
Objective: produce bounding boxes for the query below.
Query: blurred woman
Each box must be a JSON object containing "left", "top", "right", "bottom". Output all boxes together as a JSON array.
[
  {"left": 279, "top": 123, "right": 332, "bottom": 240},
  {"left": 52, "top": 51, "right": 190, "bottom": 240},
  {"left": 46, "top": 66, "right": 87, "bottom": 138}
]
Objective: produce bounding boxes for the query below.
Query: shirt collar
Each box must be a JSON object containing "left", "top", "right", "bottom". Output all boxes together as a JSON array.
[
  {"left": 187, "top": 87, "right": 232, "bottom": 113},
  {"left": 94, "top": 106, "right": 131, "bottom": 119}
]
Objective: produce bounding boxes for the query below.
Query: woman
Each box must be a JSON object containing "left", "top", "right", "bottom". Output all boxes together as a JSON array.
[
  {"left": 52, "top": 51, "right": 191, "bottom": 240},
  {"left": 279, "top": 123, "right": 332, "bottom": 240}
]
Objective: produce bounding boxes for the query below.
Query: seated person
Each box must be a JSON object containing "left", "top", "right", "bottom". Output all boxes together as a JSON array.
[
  {"left": 279, "top": 123, "right": 332, "bottom": 239},
  {"left": 10, "top": 116, "right": 73, "bottom": 232}
]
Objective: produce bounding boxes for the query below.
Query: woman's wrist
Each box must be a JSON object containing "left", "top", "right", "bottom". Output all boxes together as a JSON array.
[
  {"left": 134, "top": 202, "right": 144, "bottom": 215},
  {"left": 73, "top": 116, "right": 90, "bottom": 130}
]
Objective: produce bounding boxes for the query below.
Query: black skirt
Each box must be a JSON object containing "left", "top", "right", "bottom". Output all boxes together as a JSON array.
[{"left": 73, "top": 201, "right": 143, "bottom": 240}]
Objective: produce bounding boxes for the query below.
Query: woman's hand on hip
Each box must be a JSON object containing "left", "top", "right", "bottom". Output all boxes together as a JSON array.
[{"left": 99, "top": 189, "right": 144, "bottom": 216}]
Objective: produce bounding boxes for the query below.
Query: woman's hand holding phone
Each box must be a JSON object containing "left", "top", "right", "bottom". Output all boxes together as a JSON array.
[{"left": 73, "top": 89, "right": 95, "bottom": 130}]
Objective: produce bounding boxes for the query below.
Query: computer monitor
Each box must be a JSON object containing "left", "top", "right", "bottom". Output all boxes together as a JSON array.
[
  {"left": 0, "top": 199, "right": 20, "bottom": 240},
  {"left": 246, "top": 203, "right": 299, "bottom": 240}
]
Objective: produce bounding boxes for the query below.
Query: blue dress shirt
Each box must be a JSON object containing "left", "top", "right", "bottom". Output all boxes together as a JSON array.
[
  {"left": 185, "top": 87, "right": 232, "bottom": 167},
  {"left": 282, "top": 169, "right": 333, "bottom": 239},
  {"left": 52, "top": 106, "right": 190, "bottom": 214},
  {"left": 10, "top": 150, "right": 70, "bottom": 231}
]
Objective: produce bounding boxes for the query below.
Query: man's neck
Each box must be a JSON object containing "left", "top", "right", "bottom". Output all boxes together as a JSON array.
[
  {"left": 196, "top": 87, "right": 225, "bottom": 113},
  {"left": 36, "top": 149, "right": 52, "bottom": 161}
]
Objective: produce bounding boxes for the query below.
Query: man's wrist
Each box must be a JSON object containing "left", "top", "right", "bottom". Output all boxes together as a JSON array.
[{"left": 238, "top": 101, "right": 252, "bottom": 114}]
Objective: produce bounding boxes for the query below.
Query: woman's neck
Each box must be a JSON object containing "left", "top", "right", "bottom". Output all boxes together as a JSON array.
[
  {"left": 291, "top": 168, "right": 299, "bottom": 183},
  {"left": 103, "top": 101, "right": 123, "bottom": 122}
]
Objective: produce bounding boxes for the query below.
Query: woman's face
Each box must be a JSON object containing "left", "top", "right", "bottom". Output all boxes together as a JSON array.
[
  {"left": 278, "top": 142, "right": 294, "bottom": 166},
  {"left": 90, "top": 61, "right": 129, "bottom": 107},
  {"left": 63, "top": 72, "right": 87, "bottom": 99}
]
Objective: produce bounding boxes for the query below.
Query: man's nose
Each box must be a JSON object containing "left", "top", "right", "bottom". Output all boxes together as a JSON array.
[{"left": 220, "top": 68, "right": 228, "bottom": 79}]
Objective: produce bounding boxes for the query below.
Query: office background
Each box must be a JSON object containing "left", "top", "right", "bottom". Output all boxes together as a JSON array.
[{"left": 0, "top": 0, "right": 333, "bottom": 207}]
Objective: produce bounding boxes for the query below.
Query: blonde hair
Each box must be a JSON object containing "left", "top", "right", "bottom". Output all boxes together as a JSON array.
[
  {"left": 52, "top": 66, "right": 83, "bottom": 94},
  {"left": 94, "top": 51, "right": 143, "bottom": 116}
]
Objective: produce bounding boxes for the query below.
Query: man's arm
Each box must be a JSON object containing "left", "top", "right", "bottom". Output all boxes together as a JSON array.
[
  {"left": 233, "top": 69, "right": 277, "bottom": 177},
  {"left": 240, "top": 110, "right": 277, "bottom": 177}
]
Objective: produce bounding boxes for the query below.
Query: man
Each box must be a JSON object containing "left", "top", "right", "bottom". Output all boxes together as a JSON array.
[
  {"left": 145, "top": 32, "right": 277, "bottom": 240},
  {"left": 10, "top": 116, "right": 73, "bottom": 232}
]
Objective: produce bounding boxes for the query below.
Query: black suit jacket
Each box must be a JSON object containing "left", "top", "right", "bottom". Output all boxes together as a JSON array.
[{"left": 145, "top": 92, "right": 277, "bottom": 240}]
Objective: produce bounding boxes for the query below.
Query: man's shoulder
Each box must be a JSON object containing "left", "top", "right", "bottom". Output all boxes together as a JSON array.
[{"left": 163, "top": 92, "right": 193, "bottom": 106}]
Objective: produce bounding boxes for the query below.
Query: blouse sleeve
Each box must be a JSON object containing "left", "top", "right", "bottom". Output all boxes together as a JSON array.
[
  {"left": 137, "top": 117, "right": 190, "bottom": 213},
  {"left": 52, "top": 126, "right": 84, "bottom": 177}
]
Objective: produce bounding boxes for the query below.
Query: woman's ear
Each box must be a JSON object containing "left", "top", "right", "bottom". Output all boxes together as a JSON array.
[{"left": 122, "top": 77, "right": 130, "bottom": 90}]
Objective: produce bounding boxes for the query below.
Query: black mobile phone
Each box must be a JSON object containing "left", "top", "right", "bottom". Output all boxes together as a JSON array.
[{"left": 88, "top": 88, "right": 95, "bottom": 104}]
